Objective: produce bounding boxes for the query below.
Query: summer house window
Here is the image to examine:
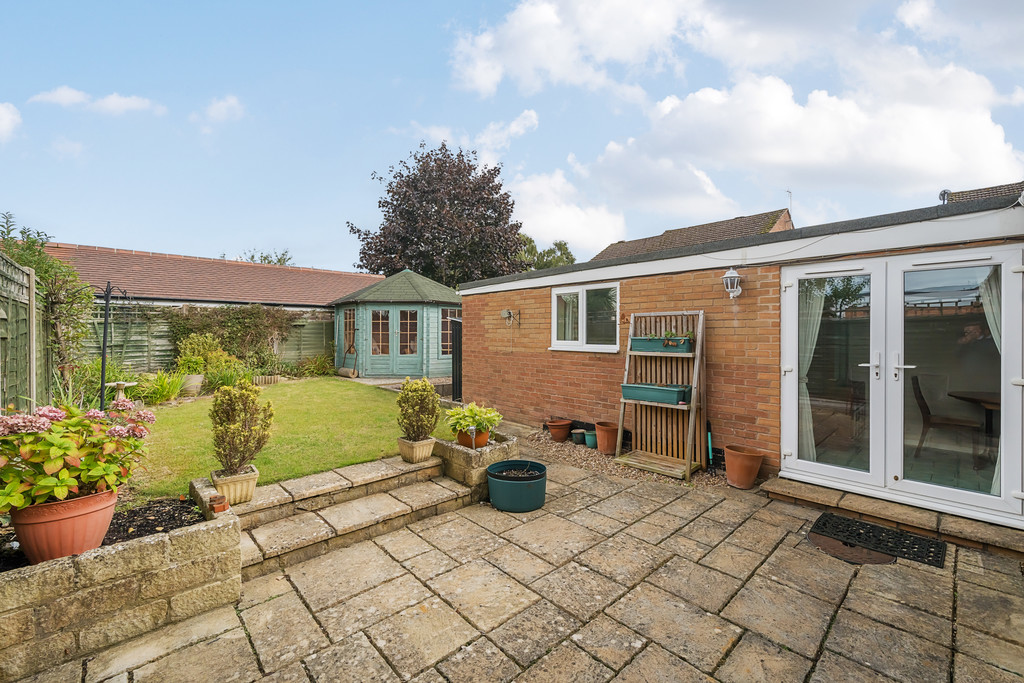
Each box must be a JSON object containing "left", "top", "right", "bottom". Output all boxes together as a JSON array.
[
  {"left": 551, "top": 283, "right": 619, "bottom": 352},
  {"left": 371, "top": 310, "right": 389, "bottom": 355},
  {"left": 399, "top": 310, "right": 417, "bottom": 355},
  {"left": 440, "top": 308, "right": 460, "bottom": 356},
  {"left": 343, "top": 309, "right": 355, "bottom": 354}
]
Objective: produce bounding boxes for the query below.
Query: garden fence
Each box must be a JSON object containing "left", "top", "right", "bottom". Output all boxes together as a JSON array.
[{"left": 0, "top": 253, "right": 50, "bottom": 410}]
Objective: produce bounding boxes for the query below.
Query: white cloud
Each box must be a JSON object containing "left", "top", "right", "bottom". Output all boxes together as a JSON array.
[
  {"left": 897, "top": 0, "right": 1024, "bottom": 67},
  {"left": 190, "top": 94, "right": 245, "bottom": 134},
  {"left": 510, "top": 169, "right": 626, "bottom": 257},
  {"left": 50, "top": 136, "right": 83, "bottom": 159},
  {"left": 28, "top": 85, "right": 90, "bottom": 107},
  {"left": 0, "top": 103, "right": 21, "bottom": 143},
  {"left": 475, "top": 110, "right": 539, "bottom": 166},
  {"left": 90, "top": 93, "right": 166, "bottom": 116},
  {"left": 28, "top": 86, "right": 166, "bottom": 116}
]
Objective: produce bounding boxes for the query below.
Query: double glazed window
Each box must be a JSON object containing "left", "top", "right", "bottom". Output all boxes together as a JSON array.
[
  {"left": 440, "top": 308, "right": 460, "bottom": 356},
  {"left": 551, "top": 283, "right": 619, "bottom": 351}
]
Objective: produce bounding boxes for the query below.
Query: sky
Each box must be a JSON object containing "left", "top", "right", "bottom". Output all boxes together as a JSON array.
[{"left": 1, "top": 1, "right": 1023, "bottom": 271}]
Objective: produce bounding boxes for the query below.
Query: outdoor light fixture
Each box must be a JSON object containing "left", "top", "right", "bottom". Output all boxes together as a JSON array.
[{"left": 722, "top": 268, "right": 742, "bottom": 299}]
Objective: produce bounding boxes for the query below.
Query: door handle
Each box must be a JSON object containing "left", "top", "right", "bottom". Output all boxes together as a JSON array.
[
  {"left": 892, "top": 353, "right": 916, "bottom": 380},
  {"left": 857, "top": 352, "right": 881, "bottom": 379}
]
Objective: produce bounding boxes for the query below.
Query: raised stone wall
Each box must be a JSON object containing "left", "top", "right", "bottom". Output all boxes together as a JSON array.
[
  {"left": 0, "top": 516, "right": 241, "bottom": 681},
  {"left": 434, "top": 431, "right": 519, "bottom": 501}
]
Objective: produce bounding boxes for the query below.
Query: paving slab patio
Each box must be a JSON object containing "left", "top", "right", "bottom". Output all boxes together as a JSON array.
[{"left": 43, "top": 445, "right": 1024, "bottom": 682}]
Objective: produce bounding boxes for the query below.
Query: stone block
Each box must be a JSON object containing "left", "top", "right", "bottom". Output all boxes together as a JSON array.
[
  {"left": 0, "top": 630, "right": 77, "bottom": 681},
  {"left": 288, "top": 541, "right": 405, "bottom": 612},
  {"left": 317, "top": 574, "right": 433, "bottom": 642},
  {"left": 428, "top": 559, "right": 539, "bottom": 632},
  {"left": 390, "top": 481, "right": 457, "bottom": 510},
  {"left": 168, "top": 515, "right": 240, "bottom": 558},
  {"left": 437, "top": 637, "right": 521, "bottom": 683},
  {"left": 131, "top": 627, "right": 260, "bottom": 683},
  {"left": 75, "top": 534, "right": 169, "bottom": 586},
  {"left": 304, "top": 632, "right": 400, "bottom": 683},
  {"left": 279, "top": 470, "right": 349, "bottom": 501},
  {"left": 37, "top": 575, "right": 140, "bottom": 633},
  {"left": 250, "top": 510, "right": 335, "bottom": 558},
  {"left": 83, "top": 605, "right": 239, "bottom": 683},
  {"left": 335, "top": 459, "right": 400, "bottom": 486},
  {"left": 0, "top": 556, "right": 75, "bottom": 613},
  {"left": 240, "top": 532, "right": 262, "bottom": 567},
  {"left": 241, "top": 591, "right": 329, "bottom": 673},
  {"left": 940, "top": 515, "right": 1024, "bottom": 553},
  {"left": 0, "top": 607, "right": 34, "bottom": 650},
  {"left": 230, "top": 483, "right": 293, "bottom": 515},
  {"left": 760, "top": 478, "right": 844, "bottom": 507},
  {"left": 167, "top": 575, "right": 241, "bottom": 621},
  {"left": 238, "top": 503, "right": 295, "bottom": 529},
  {"left": 839, "top": 493, "right": 939, "bottom": 530},
  {"left": 366, "top": 597, "right": 479, "bottom": 680},
  {"left": 318, "top": 493, "right": 411, "bottom": 535},
  {"left": 78, "top": 600, "right": 168, "bottom": 652},
  {"left": 139, "top": 548, "right": 240, "bottom": 600}
]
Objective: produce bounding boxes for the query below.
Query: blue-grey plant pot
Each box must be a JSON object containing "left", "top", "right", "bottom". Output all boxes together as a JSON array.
[
  {"left": 584, "top": 431, "right": 597, "bottom": 448},
  {"left": 486, "top": 460, "right": 547, "bottom": 513}
]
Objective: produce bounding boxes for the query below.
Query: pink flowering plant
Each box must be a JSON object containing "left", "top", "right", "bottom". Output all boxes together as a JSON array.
[{"left": 0, "top": 398, "right": 155, "bottom": 512}]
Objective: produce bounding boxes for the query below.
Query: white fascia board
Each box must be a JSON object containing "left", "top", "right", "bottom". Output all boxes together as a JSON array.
[
  {"left": 462, "top": 207, "right": 1024, "bottom": 296},
  {"left": 91, "top": 298, "right": 327, "bottom": 313}
]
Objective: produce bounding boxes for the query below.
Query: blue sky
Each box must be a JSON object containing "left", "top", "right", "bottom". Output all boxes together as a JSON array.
[{"left": 1, "top": 1, "right": 1022, "bottom": 270}]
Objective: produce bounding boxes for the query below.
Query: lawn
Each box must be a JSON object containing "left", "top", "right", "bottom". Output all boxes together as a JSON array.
[{"left": 134, "top": 377, "right": 452, "bottom": 501}]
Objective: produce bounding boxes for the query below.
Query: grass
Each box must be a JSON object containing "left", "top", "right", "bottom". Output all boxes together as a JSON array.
[{"left": 134, "top": 377, "right": 452, "bottom": 501}]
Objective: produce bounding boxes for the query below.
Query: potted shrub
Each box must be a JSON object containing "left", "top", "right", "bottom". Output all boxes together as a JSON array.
[
  {"left": 209, "top": 380, "right": 273, "bottom": 505},
  {"left": 396, "top": 377, "right": 440, "bottom": 463},
  {"left": 446, "top": 402, "right": 502, "bottom": 449},
  {"left": 0, "top": 401, "right": 154, "bottom": 564}
]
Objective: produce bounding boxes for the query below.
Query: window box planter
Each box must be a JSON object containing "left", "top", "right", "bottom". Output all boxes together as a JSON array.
[
  {"left": 621, "top": 383, "right": 692, "bottom": 404},
  {"left": 629, "top": 337, "right": 693, "bottom": 353}
]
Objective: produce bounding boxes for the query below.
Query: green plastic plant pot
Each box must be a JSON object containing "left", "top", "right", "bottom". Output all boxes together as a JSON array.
[
  {"left": 486, "top": 460, "right": 547, "bottom": 513},
  {"left": 584, "top": 430, "right": 597, "bottom": 448},
  {"left": 571, "top": 428, "right": 586, "bottom": 444}
]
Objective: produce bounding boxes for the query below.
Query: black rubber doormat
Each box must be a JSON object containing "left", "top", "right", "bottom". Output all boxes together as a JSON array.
[{"left": 808, "top": 513, "right": 947, "bottom": 568}]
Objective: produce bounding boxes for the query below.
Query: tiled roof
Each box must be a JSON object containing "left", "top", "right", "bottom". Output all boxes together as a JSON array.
[
  {"left": 591, "top": 208, "right": 793, "bottom": 261},
  {"left": 331, "top": 269, "right": 461, "bottom": 306},
  {"left": 45, "top": 243, "right": 382, "bottom": 307},
  {"left": 947, "top": 180, "right": 1024, "bottom": 203}
]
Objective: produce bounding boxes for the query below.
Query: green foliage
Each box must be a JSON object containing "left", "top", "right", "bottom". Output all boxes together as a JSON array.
[
  {"left": 138, "top": 371, "right": 185, "bottom": 405},
  {"left": 520, "top": 235, "right": 576, "bottom": 270},
  {"left": 203, "top": 366, "right": 253, "bottom": 393},
  {"left": 177, "top": 332, "right": 221, "bottom": 360},
  {"left": 348, "top": 142, "right": 524, "bottom": 288},
  {"left": 165, "top": 305, "right": 299, "bottom": 367},
  {"left": 0, "top": 403, "right": 153, "bottom": 512},
  {"left": 209, "top": 380, "right": 273, "bottom": 475},
  {"left": 296, "top": 353, "right": 335, "bottom": 377},
  {"left": 67, "top": 358, "right": 144, "bottom": 408},
  {"left": 396, "top": 377, "right": 439, "bottom": 441},
  {"left": 176, "top": 355, "right": 204, "bottom": 374},
  {"left": 446, "top": 402, "right": 502, "bottom": 434},
  {"left": 0, "top": 212, "right": 94, "bottom": 394},
  {"left": 239, "top": 248, "right": 294, "bottom": 266}
]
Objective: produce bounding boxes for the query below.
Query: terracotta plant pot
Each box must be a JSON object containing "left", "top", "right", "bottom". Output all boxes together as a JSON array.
[
  {"left": 11, "top": 488, "right": 118, "bottom": 565},
  {"left": 594, "top": 421, "right": 618, "bottom": 455},
  {"left": 724, "top": 445, "right": 764, "bottom": 490},
  {"left": 546, "top": 419, "right": 572, "bottom": 443},
  {"left": 457, "top": 430, "right": 490, "bottom": 449},
  {"left": 398, "top": 436, "right": 436, "bottom": 463},
  {"left": 211, "top": 465, "right": 260, "bottom": 505}
]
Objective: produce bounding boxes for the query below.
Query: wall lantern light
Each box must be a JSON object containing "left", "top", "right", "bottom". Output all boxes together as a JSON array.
[{"left": 722, "top": 268, "right": 742, "bottom": 299}]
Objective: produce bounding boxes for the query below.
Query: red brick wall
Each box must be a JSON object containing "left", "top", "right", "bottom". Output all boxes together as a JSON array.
[{"left": 462, "top": 265, "right": 783, "bottom": 473}]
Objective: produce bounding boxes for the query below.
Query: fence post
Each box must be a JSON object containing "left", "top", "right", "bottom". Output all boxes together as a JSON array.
[{"left": 26, "top": 267, "right": 36, "bottom": 409}]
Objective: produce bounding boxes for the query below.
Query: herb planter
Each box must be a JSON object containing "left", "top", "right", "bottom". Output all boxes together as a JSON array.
[
  {"left": 621, "top": 383, "right": 692, "bottom": 404},
  {"left": 398, "top": 437, "right": 436, "bottom": 463},
  {"left": 486, "top": 460, "right": 547, "bottom": 512},
  {"left": 630, "top": 337, "right": 693, "bottom": 353},
  {"left": 11, "top": 488, "right": 118, "bottom": 565},
  {"left": 211, "top": 465, "right": 260, "bottom": 505}
]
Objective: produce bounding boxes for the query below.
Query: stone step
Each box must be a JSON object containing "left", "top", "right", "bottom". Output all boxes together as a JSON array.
[
  {"left": 221, "top": 456, "right": 445, "bottom": 530},
  {"left": 240, "top": 476, "right": 471, "bottom": 580}
]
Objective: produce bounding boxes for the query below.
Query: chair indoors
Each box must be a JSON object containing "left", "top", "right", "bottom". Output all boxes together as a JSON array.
[{"left": 911, "top": 374, "right": 983, "bottom": 463}]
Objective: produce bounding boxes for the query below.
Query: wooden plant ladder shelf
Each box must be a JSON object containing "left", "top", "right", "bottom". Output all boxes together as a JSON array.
[{"left": 614, "top": 311, "right": 707, "bottom": 482}]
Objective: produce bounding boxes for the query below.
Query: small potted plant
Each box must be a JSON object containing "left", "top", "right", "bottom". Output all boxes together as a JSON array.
[
  {"left": 209, "top": 380, "right": 273, "bottom": 505},
  {"left": 446, "top": 402, "right": 502, "bottom": 449},
  {"left": 396, "top": 377, "right": 440, "bottom": 463},
  {"left": 176, "top": 355, "right": 205, "bottom": 396},
  {"left": 630, "top": 331, "right": 691, "bottom": 353},
  {"left": 679, "top": 331, "right": 695, "bottom": 353},
  {"left": 0, "top": 401, "right": 154, "bottom": 564}
]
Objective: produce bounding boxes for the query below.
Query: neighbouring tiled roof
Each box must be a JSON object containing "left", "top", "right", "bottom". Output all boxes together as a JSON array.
[
  {"left": 331, "top": 269, "right": 461, "bottom": 306},
  {"left": 45, "top": 243, "right": 382, "bottom": 307},
  {"left": 590, "top": 208, "right": 793, "bottom": 261},
  {"left": 947, "top": 180, "right": 1024, "bottom": 203}
]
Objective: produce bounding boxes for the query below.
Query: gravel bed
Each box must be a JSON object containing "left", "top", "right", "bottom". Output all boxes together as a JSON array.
[{"left": 520, "top": 431, "right": 730, "bottom": 490}]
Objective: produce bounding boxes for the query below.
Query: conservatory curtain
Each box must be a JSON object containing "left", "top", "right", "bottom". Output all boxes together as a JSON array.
[
  {"left": 798, "top": 283, "right": 826, "bottom": 462},
  {"left": 978, "top": 268, "right": 1002, "bottom": 497}
]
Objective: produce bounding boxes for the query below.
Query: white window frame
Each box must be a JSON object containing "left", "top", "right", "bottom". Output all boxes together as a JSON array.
[{"left": 550, "top": 282, "right": 620, "bottom": 353}]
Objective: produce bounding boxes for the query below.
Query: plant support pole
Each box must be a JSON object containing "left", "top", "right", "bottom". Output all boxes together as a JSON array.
[{"left": 99, "top": 281, "right": 111, "bottom": 410}]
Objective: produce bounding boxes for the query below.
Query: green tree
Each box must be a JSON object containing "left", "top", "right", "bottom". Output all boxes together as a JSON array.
[
  {"left": 240, "top": 248, "right": 294, "bottom": 266},
  {"left": 520, "top": 235, "right": 576, "bottom": 270},
  {"left": 348, "top": 142, "right": 524, "bottom": 288},
  {"left": 0, "top": 213, "right": 94, "bottom": 391}
]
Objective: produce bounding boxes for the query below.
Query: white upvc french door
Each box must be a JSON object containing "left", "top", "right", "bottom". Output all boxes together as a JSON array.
[{"left": 781, "top": 246, "right": 1023, "bottom": 524}]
